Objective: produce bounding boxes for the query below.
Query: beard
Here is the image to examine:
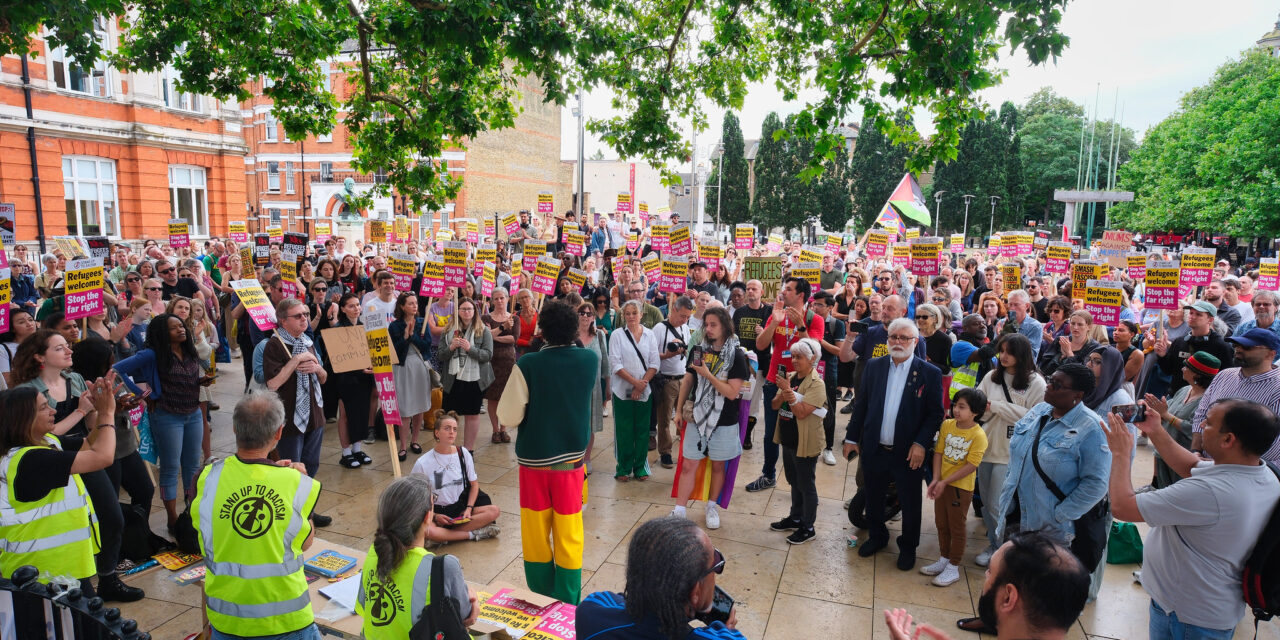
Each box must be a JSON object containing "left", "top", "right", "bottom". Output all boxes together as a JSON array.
[
  {"left": 888, "top": 345, "right": 909, "bottom": 359},
  {"left": 977, "top": 586, "right": 1000, "bottom": 632}
]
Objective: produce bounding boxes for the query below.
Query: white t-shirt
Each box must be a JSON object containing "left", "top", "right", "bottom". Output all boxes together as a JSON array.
[
  {"left": 1233, "top": 300, "right": 1256, "bottom": 325},
  {"left": 1137, "top": 461, "right": 1280, "bottom": 629},
  {"left": 0, "top": 341, "right": 18, "bottom": 375},
  {"left": 362, "top": 294, "right": 397, "bottom": 323},
  {"left": 411, "top": 446, "right": 477, "bottom": 506}
]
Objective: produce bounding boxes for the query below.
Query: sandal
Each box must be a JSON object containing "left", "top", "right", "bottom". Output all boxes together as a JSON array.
[
  {"left": 410, "top": 442, "right": 423, "bottom": 454},
  {"left": 492, "top": 432, "right": 504, "bottom": 444},
  {"left": 339, "top": 454, "right": 361, "bottom": 469},
  {"left": 615, "top": 475, "right": 630, "bottom": 483},
  {"left": 956, "top": 617, "right": 996, "bottom": 635},
  {"left": 356, "top": 451, "right": 373, "bottom": 466},
  {"left": 398, "top": 449, "right": 407, "bottom": 462},
  {"left": 500, "top": 431, "right": 511, "bottom": 443}
]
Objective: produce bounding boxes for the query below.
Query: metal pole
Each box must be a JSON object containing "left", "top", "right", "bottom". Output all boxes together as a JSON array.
[
  {"left": 692, "top": 125, "right": 700, "bottom": 236},
  {"left": 576, "top": 93, "right": 585, "bottom": 220},
  {"left": 716, "top": 145, "right": 723, "bottom": 237},
  {"left": 988, "top": 195, "right": 1000, "bottom": 238},
  {"left": 962, "top": 194, "right": 974, "bottom": 243},
  {"left": 933, "top": 190, "right": 945, "bottom": 237},
  {"left": 20, "top": 54, "right": 47, "bottom": 254}
]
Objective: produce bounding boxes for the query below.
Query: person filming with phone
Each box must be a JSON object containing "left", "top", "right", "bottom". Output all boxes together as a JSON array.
[{"left": 577, "top": 516, "right": 745, "bottom": 640}]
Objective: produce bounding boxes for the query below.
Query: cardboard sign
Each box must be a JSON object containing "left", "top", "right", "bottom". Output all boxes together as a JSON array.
[
  {"left": 866, "top": 230, "right": 889, "bottom": 258},
  {"left": 253, "top": 234, "right": 271, "bottom": 266},
  {"left": 0, "top": 203, "right": 14, "bottom": 247},
  {"left": 168, "top": 219, "right": 190, "bottom": 248},
  {"left": 531, "top": 256, "right": 560, "bottom": 296},
  {"left": 523, "top": 239, "right": 547, "bottom": 273},
  {"left": 1179, "top": 247, "right": 1215, "bottom": 288},
  {"left": 1002, "top": 262, "right": 1022, "bottom": 296},
  {"left": 1097, "top": 229, "right": 1133, "bottom": 268},
  {"left": 949, "top": 234, "right": 965, "bottom": 254},
  {"left": 735, "top": 224, "right": 755, "bottom": 250},
  {"left": 616, "top": 192, "right": 632, "bottom": 214},
  {"left": 321, "top": 326, "right": 372, "bottom": 373},
  {"left": 228, "top": 221, "right": 249, "bottom": 243},
  {"left": 364, "top": 312, "right": 402, "bottom": 426},
  {"left": 651, "top": 224, "right": 670, "bottom": 253},
  {"left": 85, "top": 236, "right": 110, "bottom": 267},
  {"left": 1084, "top": 279, "right": 1124, "bottom": 327},
  {"left": 0, "top": 268, "right": 10, "bottom": 334},
  {"left": 443, "top": 241, "right": 468, "bottom": 288},
  {"left": 267, "top": 225, "right": 283, "bottom": 244},
  {"left": 890, "top": 243, "right": 910, "bottom": 268},
  {"left": 1126, "top": 252, "right": 1147, "bottom": 281},
  {"left": 481, "top": 262, "right": 497, "bottom": 297},
  {"left": 474, "top": 244, "right": 497, "bottom": 277},
  {"left": 537, "top": 192, "right": 554, "bottom": 214},
  {"left": 563, "top": 230, "right": 586, "bottom": 256},
  {"left": 369, "top": 220, "right": 388, "bottom": 243},
  {"left": 420, "top": 258, "right": 446, "bottom": 298},
  {"left": 1258, "top": 258, "right": 1279, "bottom": 292},
  {"left": 668, "top": 224, "right": 692, "bottom": 256},
  {"left": 660, "top": 255, "right": 689, "bottom": 294},
  {"left": 766, "top": 234, "right": 783, "bottom": 253},
  {"left": 792, "top": 262, "right": 820, "bottom": 290},
  {"left": 1070, "top": 260, "right": 1105, "bottom": 301},
  {"left": 279, "top": 259, "right": 300, "bottom": 301},
  {"left": 64, "top": 258, "right": 104, "bottom": 321},
  {"left": 390, "top": 252, "right": 417, "bottom": 292},
  {"left": 909, "top": 237, "right": 942, "bottom": 277},
  {"left": 1145, "top": 259, "right": 1181, "bottom": 311},
  {"left": 283, "top": 232, "right": 308, "bottom": 259},
  {"left": 743, "top": 256, "right": 784, "bottom": 302},
  {"left": 314, "top": 223, "right": 331, "bottom": 243},
  {"left": 698, "top": 242, "right": 723, "bottom": 272},
  {"left": 641, "top": 252, "right": 661, "bottom": 283},
  {"left": 1046, "top": 242, "right": 1072, "bottom": 274},
  {"left": 502, "top": 212, "right": 520, "bottom": 237},
  {"left": 231, "top": 279, "right": 276, "bottom": 331}
]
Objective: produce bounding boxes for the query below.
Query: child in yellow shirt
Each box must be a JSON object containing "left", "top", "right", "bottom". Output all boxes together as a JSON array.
[{"left": 921, "top": 388, "right": 988, "bottom": 587}]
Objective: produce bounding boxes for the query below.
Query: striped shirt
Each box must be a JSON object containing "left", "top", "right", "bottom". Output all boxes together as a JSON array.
[{"left": 1191, "top": 366, "right": 1280, "bottom": 461}]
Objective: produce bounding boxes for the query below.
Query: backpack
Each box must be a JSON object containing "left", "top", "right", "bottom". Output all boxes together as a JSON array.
[{"left": 1243, "top": 462, "right": 1280, "bottom": 626}]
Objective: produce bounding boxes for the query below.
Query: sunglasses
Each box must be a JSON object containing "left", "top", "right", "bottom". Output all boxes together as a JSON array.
[
  {"left": 146, "top": 286, "right": 162, "bottom": 291},
  {"left": 313, "top": 286, "right": 327, "bottom": 292},
  {"left": 704, "top": 548, "right": 726, "bottom": 576},
  {"left": 578, "top": 310, "right": 594, "bottom": 317},
  {"left": 159, "top": 268, "right": 175, "bottom": 274}
]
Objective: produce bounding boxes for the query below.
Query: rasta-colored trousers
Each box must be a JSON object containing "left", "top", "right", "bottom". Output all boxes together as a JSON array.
[{"left": 519, "top": 465, "right": 586, "bottom": 604}]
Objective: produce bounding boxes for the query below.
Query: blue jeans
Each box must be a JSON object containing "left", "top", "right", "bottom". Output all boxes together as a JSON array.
[
  {"left": 212, "top": 623, "right": 322, "bottom": 640},
  {"left": 151, "top": 407, "right": 204, "bottom": 501},
  {"left": 761, "top": 382, "right": 780, "bottom": 479},
  {"left": 1149, "top": 600, "right": 1234, "bottom": 640}
]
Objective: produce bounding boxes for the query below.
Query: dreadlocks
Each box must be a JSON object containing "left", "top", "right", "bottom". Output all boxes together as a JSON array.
[{"left": 623, "top": 517, "right": 710, "bottom": 639}]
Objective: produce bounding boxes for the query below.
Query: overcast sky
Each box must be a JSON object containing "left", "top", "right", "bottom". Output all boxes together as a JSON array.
[{"left": 560, "top": 1, "right": 1280, "bottom": 170}]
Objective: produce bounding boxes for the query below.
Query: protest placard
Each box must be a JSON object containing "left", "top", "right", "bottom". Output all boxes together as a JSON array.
[
  {"left": 531, "top": 256, "right": 560, "bottom": 296},
  {"left": 64, "top": 258, "right": 103, "bottom": 321},
  {"left": 168, "top": 219, "right": 190, "bottom": 248},
  {"left": 537, "top": 192, "right": 554, "bottom": 214},
  {"left": 231, "top": 279, "right": 276, "bottom": 331},
  {"left": 660, "top": 255, "right": 689, "bottom": 294},
  {"left": 443, "top": 241, "right": 468, "bottom": 288},
  {"left": 390, "top": 252, "right": 417, "bottom": 291},
  {"left": 1145, "top": 260, "right": 1181, "bottom": 310},
  {"left": 420, "top": 258, "right": 446, "bottom": 298},
  {"left": 735, "top": 224, "right": 754, "bottom": 249},
  {"left": 1084, "top": 279, "right": 1124, "bottom": 327},
  {"left": 228, "top": 221, "right": 249, "bottom": 243},
  {"left": 909, "top": 237, "right": 942, "bottom": 277},
  {"left": 1179, "top": 247, "right": 1215, "bottom": 288}
]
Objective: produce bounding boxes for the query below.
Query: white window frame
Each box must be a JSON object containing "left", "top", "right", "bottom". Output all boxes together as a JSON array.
[
  {"left": 320, "top": 162, "right": 333, "bottom": 182},
  {"left": 317, "top": 130, "right": 333, "bottom": 143},
  {"left": 269, "top": 208, "right": 282, "bottom": 224},
  {"left": 162, "top": 64, "right": 202, "bottom": 113},
  {"left": 264, "top": 114, "right": 278, "bottom": 142},
  {"left": 168, "top": 165, "right": 209, "bottom": 237},
  {"left": 46, "top": 18, "right": 113, "bottom": 97},
  {"left": 62, "top": 155, "right": 120, "bottom": 237},
  {"left": 285, "top": 161, "right": 295, "bottom": 194},
  {"left": 266, "top": 162, "right": 280, "bottom": 192}
]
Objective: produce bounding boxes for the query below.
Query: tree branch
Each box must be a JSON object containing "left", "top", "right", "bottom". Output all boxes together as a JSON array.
[
  {"left": 849, "top": 1, "right": 891, "bottom": 58},
  {"left": 664, "top": 0, "right": 697, "bottom": 82},
  {"left": 348, "top": 0, "right": 418, "bottom": 126}
]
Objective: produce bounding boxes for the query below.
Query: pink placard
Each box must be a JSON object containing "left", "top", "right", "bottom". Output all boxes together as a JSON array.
[
  {"left": 531, "top": 257, "right": 559, "bottom": 296},
  {"left": 374, "top": 371, "right": 403, "bottom": 426},
  {"left": 419, "top": 259, "right": 446, "bottom": 298},
  {"left": 1145, "top": 285, "right": 1179, "bottom": 311}
]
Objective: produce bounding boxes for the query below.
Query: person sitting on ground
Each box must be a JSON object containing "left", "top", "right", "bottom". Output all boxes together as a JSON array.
[
  {"left": 577, "top": 516, "right": 745, "bottom": 640},
  {"left": 410, "top": 411, "right": 501, "bottom": 543}
]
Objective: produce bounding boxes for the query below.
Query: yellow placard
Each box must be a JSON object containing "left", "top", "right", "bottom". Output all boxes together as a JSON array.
[
  {"left": 239, "top": 247, "right": 254, "bottom": 279},
  {"left": 395, "top": 216, "right": 411, "bottom": 241},
  {"left": 1180, "top": 249, "right": 1215, "bottom": 270},
  {"left": 524, "top": 239, "right": 547, "bottom": 257},
  {"left": 315, "top": 222, "right": 331, "bottom": 239},
  {"left": 228, "top": 221, "right": 247, "bottom": 236},
  {"left": 891, "top": 244, "right": 910, "bottom": 260},
  {"left": 390, "top": 254, "right": 416, "bottom": 277},
  {"left": 65, "top": 263, "right": 104, "bottom": 296},
  {"left": 651, "top": 224, "right": 670, "bottom": 243},
  {"left": 1070, "top": 260, "right": 1104, "bottom": 300},
  {"left": 565, "top": 268, "right": 588, "bottom": 288},
  {"left": 1146, "top": 265, "right": 1180, "bottom": 288},
  {"left": 267, "top": 225, "right": 283, "bottom": 243},
  {"left": 1002, "top": 262, "right": 1021, "bottom": 295},
  {"left": 369, "top": 220, "right": 387, "bottom": 243},
  {"left": 443, "top": 242, "right": 468, "bottom": 268},
  {"left": 534, "top": 257, "right": 560, "bottom": 281},
  {"left": 1261, "top": 260, "right": 1279, "bottom": 278},
  {"left": 799, "top": 246, "right": 824, "bottom": 264},
  {"left": 905, "top": 228, "right": 921, "bottom": 240},
  {"left": 791, "top": 262, "right": 820, "bottom": 289},
  {"left": 669, "top": 224, "right": 690, "bottom": 246},
  {"left": 699, "top": 243, "right": 723, "bottom": 262},
  {"left": 476, "top": 244, "right": 497, "bottom": 264}
]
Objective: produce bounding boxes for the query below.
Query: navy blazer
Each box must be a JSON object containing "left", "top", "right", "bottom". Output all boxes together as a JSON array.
[{"left": 844, "top": 354, "right": 944, "bottom": 459}]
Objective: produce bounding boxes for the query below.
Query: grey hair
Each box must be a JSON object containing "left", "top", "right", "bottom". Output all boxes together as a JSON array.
[
  {"left": 672, "top": 296, "right": 695, "bottom": 312},
  {"left": 916, "top": 303, "right": 944, "bottom": 325},
  {"left": 791, "top": 337, "right": 821, "bottom": 361},
  {"left": 1253, "top": 290, "right": 1279, "bottom": 307},
  {"left": 621, "top": 299, "right": 644, "bottom": 318},
  {"left": 1007, "top": 289, "right": 1030, "bottom": 305},
  {"left": 888, "top": 317, "right": 920, "bottom": 339},
  {"left": 41, "top": 253, "right": 56, "bottom": 265},
  {"left": 275, "top": 297, "right": 304, "bottom": 321},
  {"left": 232, "top": 391, "right": 286, "bottom": 450},
  {"left": 373, "top": 475, "right": 436, "bottom": 580}
]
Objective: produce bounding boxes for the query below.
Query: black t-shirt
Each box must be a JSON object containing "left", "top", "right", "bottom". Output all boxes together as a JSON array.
[
  {"left": 688, "top": 346, "right": 751, "bottom": 427},
  {"left": 14, "top": 434, "right": 83, "bottom": 503},
  {"left": 162, "top": 277, "right": 201, "bottom": 301},
  {"left": 732, "top": 305, "right": 772, "bottom": 368},
  {"left": 923, "top": 331, "right": 952, "bottom": 372},
  {"left": 1031, "top": 297, "right": 1050, "bottom": 323}
]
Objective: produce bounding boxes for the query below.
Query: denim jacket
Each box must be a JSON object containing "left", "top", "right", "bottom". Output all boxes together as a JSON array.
[{"left": 996, "top": 401, "right": 1111, "bottom": 543}]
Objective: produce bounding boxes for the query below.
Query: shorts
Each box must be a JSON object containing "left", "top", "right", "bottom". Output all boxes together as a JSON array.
[
  {"left": 681, "top": 423, "right": 742, "bottom": 462},
  {"left": 435, "top": 489, "right": 493, "bottom": 521}
]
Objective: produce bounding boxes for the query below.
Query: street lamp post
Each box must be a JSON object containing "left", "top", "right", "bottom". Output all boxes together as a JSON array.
[
  {"left": 988, "top": 195, "right": 1002, "bottom": 237},
  {"left": 932, "top": 190, "right": 945, "bottom": 237},
  {"left": 574, "top": 93, "right": 585, "bottom": 220},
  {"left": 961, "top": 194, "right": 975, "bottom": 245},
  {"left": 715, "top": 142, "right": 723, "bottom": 239}
]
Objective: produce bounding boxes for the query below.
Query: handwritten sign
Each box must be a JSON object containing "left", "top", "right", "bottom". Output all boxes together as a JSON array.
[
  {"left": 1084, "top": 279, "right": 1123, "bottom": 327},
  {"left": 168, "top": 219, "right": 190, "bottom": 248},
  {"left": 321, "top": 326, "right": 371, "bottom": 373},
  {"left": 364, "top": 313, "right": 402, "bottom": 427},
  {"left": 1046, "top": 242, "right": 1072, "bottom": 274},
  {"left": 735, "top": 224, "right": 755, "bottom": 249},
  {"left": 1145, "top": 259, "right": 1181, "bottom": 311},
  {"left": 1097, "top": 229, "right": 1132, "bottom": 268},
  {"left": 743, "top": 256, "right": 784, "bottom": 302},
  {"left": 1179, "top": 247, "right": 1215, "bottom": 288},
  {"left": 231, "top": 279, "right": 276, "bottom": 331},
  {"left": 64, "top": 258, "right": 104, "bottom": 321},
  {"left": 420, "top": 258, "right": 446, "bottom": 298},
  {"left": 660, "top": 255, "right": 689, "bottom": 294},
  {"left": 228, "top": 221, "right": 249, "bottom": 243}
]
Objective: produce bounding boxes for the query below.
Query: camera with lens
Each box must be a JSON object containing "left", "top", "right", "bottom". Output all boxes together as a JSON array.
[{"left": 666, "top": 341, "right": 686, "bottom": 353}]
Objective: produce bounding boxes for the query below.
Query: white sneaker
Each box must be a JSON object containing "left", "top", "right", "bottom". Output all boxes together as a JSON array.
[
  {"left": 603, "top": 404, "right": 610, "bottom": 417},
  {"left": 670, "top": 505, "right": 687, "bottom": 519},
  {"left": 705, "top": 504, "right": 721, "bottom": 530},
  {"left": 975, "top": 547, "right": 995, "bottom": 567},
  {"left": 920, "top": 557, "right": 950, "bottom": 576},
  {"left": 821, "top": 448, "right": 837, "bottom": 466},
  {"left": 932, "top": 563, "right": 962, "bottom": 586}
]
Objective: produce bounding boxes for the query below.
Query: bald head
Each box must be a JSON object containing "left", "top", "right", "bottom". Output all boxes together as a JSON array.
[{"left": 880, "top": 295, "right": 906, "bottom": 324}]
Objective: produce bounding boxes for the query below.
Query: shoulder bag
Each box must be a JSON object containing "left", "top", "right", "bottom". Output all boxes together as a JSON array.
[
  {"left": 408, "top": 554, "right": 471, "bottom": 640},
  {"left": 1029, "top": 415, "right": 1110, "bottom": 568}
]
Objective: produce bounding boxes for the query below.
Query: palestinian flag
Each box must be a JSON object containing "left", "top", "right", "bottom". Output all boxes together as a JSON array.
[{"left": 886, "top": 174, "right": 932, "bottom": 226}]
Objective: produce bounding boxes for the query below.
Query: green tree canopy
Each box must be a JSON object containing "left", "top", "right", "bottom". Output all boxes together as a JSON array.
[
  {"left": 10, "top": 0, "right": 1071, "bottom": 210},
  {"left": 928, "top": 112, "right": 1010, "bottom": 239},
  {"left": 1113, "top": 50, "right": 1280, "bottom": 236},
  {"left": 849, "top": 111, "right": 913, "bottom": 231},
  {"left": 706, "top": 112, "right": 751, "bottom": 226}
]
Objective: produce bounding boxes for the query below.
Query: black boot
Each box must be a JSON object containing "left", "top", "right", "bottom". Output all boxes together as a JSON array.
[
  {"left": 312, "top": 512, "right": 333, "bottom": 527},
  {"left": 743, "top": 417, "right": 756, "bottom": 450},
  {"left": 97, "top": 573, "right": 145, "bottom": 603}
]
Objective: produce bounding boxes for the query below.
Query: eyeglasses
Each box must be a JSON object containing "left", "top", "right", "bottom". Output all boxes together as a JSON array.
[
  {"left": 145, "top": 286, "right": 162, "bottom": 291},
  {"left": 159, "top": 268, "right": 175, "bottom": 274},
  {"left": 284, "top": 312, "right": 309, "bottom": 320},
  {"left": 703, "top": 548, "right": 726, "bottom": 576},
  {"left": 887, "top": 334, "right": 915, "bottom": 342},
  {"left": 1086, "top": 356, "right": 1103, "bottom": 365}
]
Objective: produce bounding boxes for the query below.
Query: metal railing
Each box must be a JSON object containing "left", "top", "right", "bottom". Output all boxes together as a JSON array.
[{"left": 0, "top": 566, "right": 151, "bottom": 639}]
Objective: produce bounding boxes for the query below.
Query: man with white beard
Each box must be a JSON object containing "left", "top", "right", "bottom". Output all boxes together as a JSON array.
[{"left": 843, "top": 318, "right": 944, "bottom": 570}]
